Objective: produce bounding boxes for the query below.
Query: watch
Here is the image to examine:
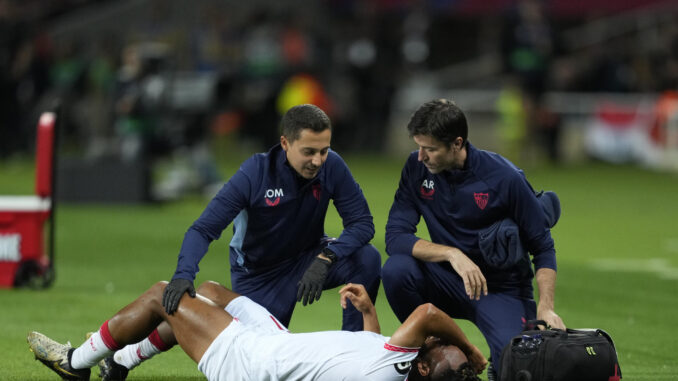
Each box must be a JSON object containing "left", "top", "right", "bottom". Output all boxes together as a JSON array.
[{"left": 322, "top": 247, "right": 337, "bottom": 264}]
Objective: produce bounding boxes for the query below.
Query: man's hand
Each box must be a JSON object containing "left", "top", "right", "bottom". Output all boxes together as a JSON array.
[
  {"left": 448, "top": 248, "right": 487, "bottom": 300},
  {"left": 537, "top": 306, "right": 566, "bottom": 330},
  {"left": 162, "top": 278, "right": 196, "bottom": 314},
  {"left": 411, "top": 240, "right": 487, "bottom": 301},
  {"left": 339, "top": 283, "right": 374, "bottom": 313},
  {"left": 297, "top": 256, "right": 331, "bottom": 306}
]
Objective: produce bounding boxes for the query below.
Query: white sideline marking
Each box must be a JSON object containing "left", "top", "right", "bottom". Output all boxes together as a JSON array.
[{"left": 590, "top": 258, "right": 678, "bottom": 280}]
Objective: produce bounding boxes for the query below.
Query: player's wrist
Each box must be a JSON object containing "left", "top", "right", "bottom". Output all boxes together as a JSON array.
[{"left": 362, "top": 304, "right": 377, "bottom": 316}]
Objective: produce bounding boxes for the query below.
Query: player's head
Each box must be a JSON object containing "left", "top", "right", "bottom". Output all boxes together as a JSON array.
[
  {"left": 407, "top": 99, "right": 468, "bottom": 173},
  {"left": 408, "top": 337, "right": 480, "bottom": 381},
  {"left": 280, "top": 104, "right": 332, "bottom": 179}
]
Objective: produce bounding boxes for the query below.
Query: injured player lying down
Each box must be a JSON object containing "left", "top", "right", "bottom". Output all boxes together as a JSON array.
[{"left": 28, "top": 281, "right": 487, "bottom": 381}]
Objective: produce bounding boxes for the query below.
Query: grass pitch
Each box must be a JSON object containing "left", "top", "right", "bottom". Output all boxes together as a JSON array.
[{"left": 1, "top": 152, "right": 677, "bottom": 380}]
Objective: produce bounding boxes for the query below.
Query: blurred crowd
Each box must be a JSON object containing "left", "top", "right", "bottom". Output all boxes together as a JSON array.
[
  {"left": 2, "top": 0, "right": 678, "bottom": 167},
  {"left": 1, "top": 0, "right": 412, "bottom": 163}
]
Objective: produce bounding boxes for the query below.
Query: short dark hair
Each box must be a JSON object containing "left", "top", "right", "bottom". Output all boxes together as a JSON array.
[
  {"left": 408, "top": 340, "right": 481, "bottom": 381},
  {"left": 280, "top": 104, "right": 331, "bottom": 143},
  {"left": 433, "top": 363, "right": 481, "bottom": 381},
  {"left": 407, "top": 99, "right": 468, "bottom": 147},
  {"left": 408, "top": 361, "right": 480, "bottom": 381}
]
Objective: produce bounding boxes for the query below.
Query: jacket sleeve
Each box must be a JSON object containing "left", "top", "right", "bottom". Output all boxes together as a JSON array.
[
  {"left": 172, "top": 166, "right": 252, "bottom": 280},
  {"left": 326, "top": 157, "right": 375, "bottom": 258},
  {"left": 507, "top": 173, "right": 557, "bottom": 271},
  {"left": 385, "top": 158, "right": 421, "bottom": 256}
]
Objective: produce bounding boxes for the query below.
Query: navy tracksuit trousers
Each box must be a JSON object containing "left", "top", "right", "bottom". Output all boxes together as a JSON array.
[
  {"left": 231, "top": 243, "right": 381, "bottom": 331},
  {"left": 382, "top": 254, "right": 536, "bottom": 372}
]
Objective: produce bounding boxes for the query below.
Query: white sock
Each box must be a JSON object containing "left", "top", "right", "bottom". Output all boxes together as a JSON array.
[
  {"left": 113, "top": 338, "right": 162, "bottom": 370},
  {"left": 71, "top": 331, "right": 114, "bottom": 369}
]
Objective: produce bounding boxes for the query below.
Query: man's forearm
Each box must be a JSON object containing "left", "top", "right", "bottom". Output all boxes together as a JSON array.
[
  {"left": 535, "top": 267, "right": 557, "bottom": 310},
  {"left": 535, "top": 267, "right": 566, "bottom": 329},
  {"left": 412, "top": 239, "right": 456, "bottom": 262}
]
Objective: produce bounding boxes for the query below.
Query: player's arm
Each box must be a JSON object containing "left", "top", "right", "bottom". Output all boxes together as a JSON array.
[
  {"left": 388, "top": 303, "right": 487, "bottom": 373},
  {"left": 338, "top": 283, "right": 380, "bottom": 334}
]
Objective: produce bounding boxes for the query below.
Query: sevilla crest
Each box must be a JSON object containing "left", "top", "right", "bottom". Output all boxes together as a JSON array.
[{"left": 474, "top": 192, "right": 489, "bottom": 210}]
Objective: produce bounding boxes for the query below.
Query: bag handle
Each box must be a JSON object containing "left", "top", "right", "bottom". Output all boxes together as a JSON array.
[
  {"left": 566, "top": 328, "right": 618, "bottom": 352},
  {"left": 523, "top": 319, "right": 552, "bottom": 331}
]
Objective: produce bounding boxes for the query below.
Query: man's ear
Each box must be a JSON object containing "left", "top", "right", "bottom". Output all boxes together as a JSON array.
[
  {"left": 453, "top": 137, "right": 464, "bottom": 151},
  {"left": 417, "top": 360, "right": 430, "bottom": 377},
  {"left": 280, "top": 135, "right": 288, "bottom": 151}
]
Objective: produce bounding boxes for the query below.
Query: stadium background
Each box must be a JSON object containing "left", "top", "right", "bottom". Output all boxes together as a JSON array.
[{"left": 1, "top": 0, "right": 678, "bottom": 379}]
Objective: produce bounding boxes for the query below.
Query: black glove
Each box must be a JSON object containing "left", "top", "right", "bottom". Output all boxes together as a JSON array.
[
  {"left": 297, "top": 257, "right": 332, "bottom": 306},
  {"left": 162, "top": 278, "right": 196, "bottom": 314}
]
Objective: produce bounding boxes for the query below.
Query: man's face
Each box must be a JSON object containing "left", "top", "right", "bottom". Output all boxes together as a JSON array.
[
  {"left": 413, "top": 135, "right": 463, "bottom": 174},
  {"left": 281, "top": 128, "right": 331, "bottom": 179},
  {"left": 422, "top": 337, "right": 469, "bottom": 379}
]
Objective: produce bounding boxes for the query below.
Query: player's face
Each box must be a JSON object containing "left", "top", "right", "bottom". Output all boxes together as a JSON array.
[
  {"left": 424, "top": 337, "right": 469, "bottom": 378},
  {"left": 281, "top": 128, "right": 331, "bottom": 179},
  {"left": 413, "top": 135, "right": 464, "bottom": 174}
]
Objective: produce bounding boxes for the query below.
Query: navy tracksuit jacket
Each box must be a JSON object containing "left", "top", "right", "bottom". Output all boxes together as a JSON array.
[
  {"left": 383, "top": 142, "right": 556, "bottom": 369},
  {"left": 172, "top": 144, "right": 380, "bottom": 329}
]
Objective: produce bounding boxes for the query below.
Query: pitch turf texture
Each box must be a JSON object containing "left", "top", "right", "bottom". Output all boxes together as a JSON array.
[{"left": 1, "top": 154, "right": 677, "bottom": 380}]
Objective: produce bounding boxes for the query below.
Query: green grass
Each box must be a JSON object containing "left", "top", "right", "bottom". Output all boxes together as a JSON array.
[{"left": 1, "top": 154, "right": 677, "bottom": 380}]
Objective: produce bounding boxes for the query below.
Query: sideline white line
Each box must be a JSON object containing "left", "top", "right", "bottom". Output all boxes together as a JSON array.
[{"left": 590, "top": 258, "right": 678, "bottom": 280}]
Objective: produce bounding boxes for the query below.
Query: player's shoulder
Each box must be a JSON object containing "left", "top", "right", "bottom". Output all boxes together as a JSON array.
[{"left": 362, "top": 334, "right": 418, "bottom": 381}]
